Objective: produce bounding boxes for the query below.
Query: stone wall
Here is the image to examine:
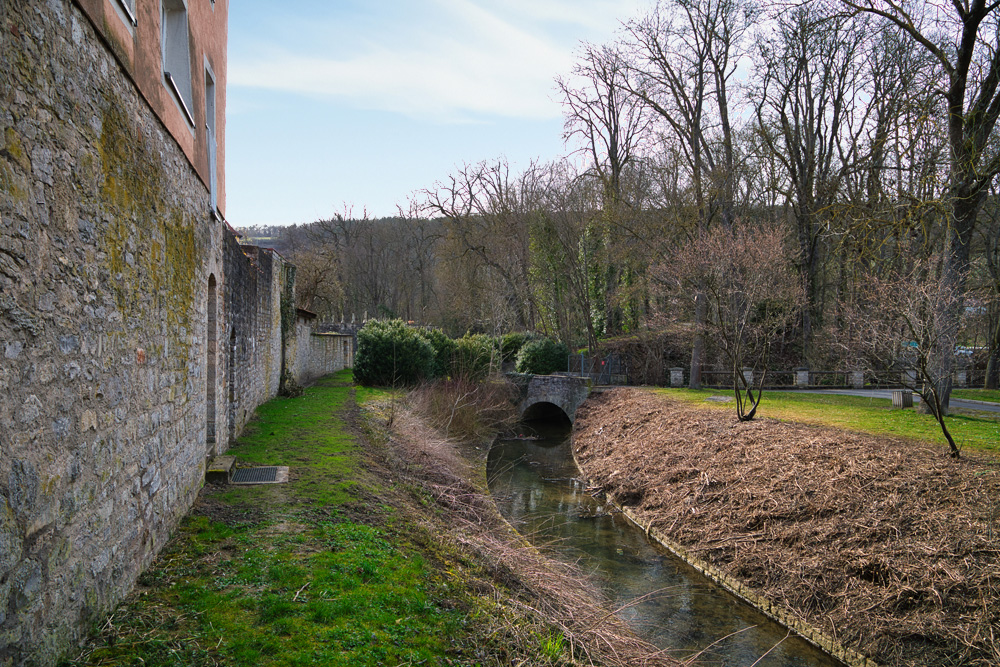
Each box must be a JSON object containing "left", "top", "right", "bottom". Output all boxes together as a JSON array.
[
  {"left": 295, "top": 333, "right": 354, "bottom": 386},
  {"left": 517, "top": 375, "right": 593, "bottom": 423},
  {"left": 221, "top": 241, "right": 289, "bottom": 445},
  {"left": 0, "top": 3, "right": 350, "bottom": 665},
  {"left": 0, "top": 2, "right": 222, "bottom": 662}
]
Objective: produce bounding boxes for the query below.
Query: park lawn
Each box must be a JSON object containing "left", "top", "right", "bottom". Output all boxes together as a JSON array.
[
  {"left": 63, "top": 371, "right": 500, "bottom": 667},
  {"left": 951, "top": 388, "right": 1000, "bottom": 403},
  {"left": 658, "top": 387, "right": 1000, "bottom": 456}
]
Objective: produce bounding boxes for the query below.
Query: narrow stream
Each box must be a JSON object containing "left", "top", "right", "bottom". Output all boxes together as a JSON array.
[{"left": 487, "top": 423, "right": 846, "bottom": 667}]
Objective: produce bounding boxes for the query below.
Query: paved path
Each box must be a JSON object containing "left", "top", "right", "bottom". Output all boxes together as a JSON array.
[{"left": 780, "top": 388, "right": 1000, "bottom": 414}]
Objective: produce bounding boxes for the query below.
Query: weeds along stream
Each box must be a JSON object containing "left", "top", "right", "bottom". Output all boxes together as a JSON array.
[{"left": 487, "top": 422, "right": 845, "bottom": 667}]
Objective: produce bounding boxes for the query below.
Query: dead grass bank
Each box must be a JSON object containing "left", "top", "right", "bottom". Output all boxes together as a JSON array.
[
  {"left": 370, "top": 388, "right": 683, "bottom": 667},
  {"left": 572, "top": 388, "right": 1000, "bottom": 667}
]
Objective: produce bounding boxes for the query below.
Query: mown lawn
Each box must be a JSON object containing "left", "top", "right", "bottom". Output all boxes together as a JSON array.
[
  {"left": 658, "top": 387, "right": 1000, "bottom": 456},
  {"left": 951, "top": 387, "right": 1000, "bottom": 403},
  {"left": 62, "top": 371, "right": 483, "bottom": 667}
]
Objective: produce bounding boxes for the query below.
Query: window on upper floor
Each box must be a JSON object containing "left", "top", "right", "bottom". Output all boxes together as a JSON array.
[
  {"left": 113, "top": 0, "right": 137, "bottom": 27},
  {"left": 162, "top": 0, "right": 195, "bottom": 127},
  {"left": 205, "top": 64, "right": 219, "bottom": 215}
]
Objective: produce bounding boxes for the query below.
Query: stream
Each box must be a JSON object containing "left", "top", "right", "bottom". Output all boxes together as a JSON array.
[{"left": 487, "top": 423, "right": 846, "bottom": 667}]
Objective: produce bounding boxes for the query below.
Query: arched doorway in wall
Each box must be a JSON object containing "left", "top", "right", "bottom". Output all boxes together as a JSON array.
[{"left": 206, "top": 274, "right": 217, "bottom": 454}]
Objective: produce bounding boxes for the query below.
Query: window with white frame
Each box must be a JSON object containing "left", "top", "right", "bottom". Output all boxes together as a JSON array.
[
  {"left": 162, "top": 0, "right": 194, "bottom": 126},
  {"left": 114, "top": 0, "right": 137, "bottom": 26},
  {"left": 205, "top": 64, "right": 218, "bottom": 214}
]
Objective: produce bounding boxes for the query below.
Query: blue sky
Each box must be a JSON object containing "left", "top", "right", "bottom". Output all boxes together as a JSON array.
[{"left": 225, "top": 0, "right": 646, "bottom": 226}]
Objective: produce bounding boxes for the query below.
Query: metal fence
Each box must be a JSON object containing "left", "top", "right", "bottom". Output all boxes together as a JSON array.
[
  {"left": 564, "top": 358, "right": 987, "bottom": 390},
  {"left": 567, "top": 354, "right": 628, "bottom": 385}
]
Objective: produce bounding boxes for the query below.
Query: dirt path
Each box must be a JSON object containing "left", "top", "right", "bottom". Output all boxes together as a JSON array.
[{"left": 572, "top": 388, "right": 1000, "bottom": 667}]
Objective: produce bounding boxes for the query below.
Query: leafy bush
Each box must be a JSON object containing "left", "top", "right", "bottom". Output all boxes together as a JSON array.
[
  {"left": 452, "top": 334, "right": 498, "bottom": 381},
  {"left": 514, "top": 338, "right": 569, "bottom": 375},
  {"left": 420, "top": 328, "right": 457, "bottom": 379},
  {"left": 499, "top": 332, "right": 533, "bottom": 364},
  {"left": 353, "top": 320, "right": 435, "bottom": 386}
]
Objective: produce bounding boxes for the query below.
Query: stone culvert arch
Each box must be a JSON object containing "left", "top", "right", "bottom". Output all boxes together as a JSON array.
[{"left": 517, "top": 375, "right": 592, "bottom": 423}]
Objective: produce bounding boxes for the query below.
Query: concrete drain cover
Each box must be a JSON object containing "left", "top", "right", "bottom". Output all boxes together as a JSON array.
[{"left": 230, "top": 466, "right": 288, "bottom": 485}]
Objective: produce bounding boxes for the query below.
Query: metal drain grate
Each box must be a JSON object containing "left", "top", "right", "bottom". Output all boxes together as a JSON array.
[{"left": 231, "top": 466, "right": 279, "bottom": 484}]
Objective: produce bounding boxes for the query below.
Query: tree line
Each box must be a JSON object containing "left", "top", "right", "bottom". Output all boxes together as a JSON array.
[{"left": 245, "top": 0, "right": 1000, "bottom": 419}]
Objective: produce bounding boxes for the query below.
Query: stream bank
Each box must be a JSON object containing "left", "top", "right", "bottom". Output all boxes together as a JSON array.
[
  {"left": 572, "top": 388, "right": 1000, "bottom": 667},
  {"left": 488, "top": 425, "right": 845, "bottom": 666},
  {"left": 65, "top": 374, "right": 680, "bottom": 667}
]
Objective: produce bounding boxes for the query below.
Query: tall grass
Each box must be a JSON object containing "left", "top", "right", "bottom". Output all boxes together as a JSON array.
[{"left": 409, "top": 374, "right": 519, "bottom": 442}]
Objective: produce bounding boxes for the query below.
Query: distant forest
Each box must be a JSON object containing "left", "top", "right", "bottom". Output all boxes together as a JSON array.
[{"left": 237, "top": 0, "right": 1000, "bottom": 393}]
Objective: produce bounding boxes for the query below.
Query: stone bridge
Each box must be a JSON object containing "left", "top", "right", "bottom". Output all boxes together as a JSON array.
[{"left": 516, "top": 374, "right": 593, "bottom": 423}]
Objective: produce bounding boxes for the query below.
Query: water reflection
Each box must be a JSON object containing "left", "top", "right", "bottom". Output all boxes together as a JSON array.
[{"left": 487, "top": 424, "right": 844, "bottom": 667}]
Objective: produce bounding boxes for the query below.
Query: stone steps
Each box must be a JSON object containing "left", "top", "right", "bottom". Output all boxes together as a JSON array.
[{"left": 205, "top": 455, "right": 236, "bottom": 484}]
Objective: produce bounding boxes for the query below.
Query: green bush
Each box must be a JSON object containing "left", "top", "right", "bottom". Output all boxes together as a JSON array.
[
  {"left": 353, "top": 320, "right": 435, "bottom": 386},
  {"left": 452, "top": 334, "right": 498, "bottom": 381},
  {"left": 514, "top": 338, "right": 569, "bottom": 375},
  {"left": 420, "top": 328, "right": 457, "bottom": 379},
  {"left": 499, "top": 332, "right": 533, "bottom": 364}
]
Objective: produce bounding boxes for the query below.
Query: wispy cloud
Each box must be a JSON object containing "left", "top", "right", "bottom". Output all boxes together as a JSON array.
[{"left": 229, "top": 0, "right": 644, "bottom": 122}]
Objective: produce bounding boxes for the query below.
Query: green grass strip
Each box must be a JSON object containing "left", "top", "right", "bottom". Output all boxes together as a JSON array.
[
  {"left": 951, "top": 388, "right": 1000, "bottom": 403},
  {"left": 658, "top": 388, "right": 1000, "bottom": 455},
  {"left": 65, "top": 370, "right": 470, "bottom": 667}
]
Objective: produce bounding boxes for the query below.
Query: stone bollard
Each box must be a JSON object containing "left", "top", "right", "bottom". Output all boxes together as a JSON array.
[
  {"left": 850, "top": 370, "right": 864, "bottom": 389},
  {"left": 954, "top": 369, "right": 967, "bottom": 388},
  {"left": 902, "top": 369, "right": 918, "bottom": 387},
  {"left": 670, "top": 367, "right": 684, "bottom": 388},
  {"left": 742, "top": 368, "right": 753, "bottom": 387},
  {"left": 795, "top": 367, "right": 810, "bottom": 388}
]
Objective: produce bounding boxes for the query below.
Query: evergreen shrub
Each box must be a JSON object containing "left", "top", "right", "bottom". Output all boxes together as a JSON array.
[
  {"left": 420, "top": 328, "right": 456, "bottom": 379},
  {"left": 353, "top": 319, "right": 434, "bottom": 386},
  {"left": 499, "top": 332, "right": 533, "bottom": 364},
  {"left": 514, "top": 338, "right": 569, "bottom": 375},
  {"left": 452, "top": 334, "right": 498, "bottom": 380}
]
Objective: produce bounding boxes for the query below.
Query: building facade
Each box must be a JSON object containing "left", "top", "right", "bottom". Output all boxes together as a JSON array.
[{"left": 0, "top": 2, "right": 348, "bottom": 664}]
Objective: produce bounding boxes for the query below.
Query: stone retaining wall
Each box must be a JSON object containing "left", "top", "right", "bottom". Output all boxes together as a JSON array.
[{"left": 0, "top": 2, "right": 221, "bottom": 662}]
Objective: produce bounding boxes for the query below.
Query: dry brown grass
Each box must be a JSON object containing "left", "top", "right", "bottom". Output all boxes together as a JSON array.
[
  {"left": 407, "top": 375, "right": 520, "bottom": 443},
  {"left": 365, "top": 390, "right": 686, "bottom": 667},
  {"left": 573, "top": 388, "right": 1000, "bottom": 667}
]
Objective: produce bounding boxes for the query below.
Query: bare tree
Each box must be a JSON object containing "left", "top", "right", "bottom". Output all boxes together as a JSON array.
[
  {"left": 558, "top": 42, "right": 653, "bottom": 205},
  {"left": 660, "top": 222, "right": 805, "bottom": 420},
  {"left": 842, "top": 0, "right": 1000, "bottom": 412},
  {"left": 620, "top": 0, "right": 759, "bottom": 387},
  {"left": 525, "top": 162, "right": 606, "bottom": 352},
  {"left": 287, "top": 245, "right": 343, "bottom": 319},
  {"left": 840, "top": 259, "right": 965, "bottom": 457},
  {"left": 753, "top": 5, "right": 872, "bottom": 361},
  {"left": 980, "top": 184, "right": 1000, "bottom": 388},
  {"left": 558, "top": 43, "right": 658, "bottom": 336},
  {"left": 423, "top": 159, "right": 540, "bottom": 334},
  {"left": 395, "top": 198, "right": 443, "bottom": 323}
]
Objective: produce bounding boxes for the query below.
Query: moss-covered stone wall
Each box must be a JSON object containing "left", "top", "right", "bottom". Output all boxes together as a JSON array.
[
  {"left": 221, "top": 240, "right": 288, "bottom": 443},
  {"left": 0, "top": 3, "right": 353, "bottom": 664},
  {"left": 0, "top": 2, "right": 226, "bottom": 664}
]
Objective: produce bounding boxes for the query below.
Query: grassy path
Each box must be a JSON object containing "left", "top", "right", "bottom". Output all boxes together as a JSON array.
[{"left": 63, "top": 371, "right": 479, "bottom": 667}]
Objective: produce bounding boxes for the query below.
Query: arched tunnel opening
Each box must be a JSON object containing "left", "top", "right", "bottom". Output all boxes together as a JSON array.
[{"left": 520, "top": 401, "right": 572, "bottom": 428}]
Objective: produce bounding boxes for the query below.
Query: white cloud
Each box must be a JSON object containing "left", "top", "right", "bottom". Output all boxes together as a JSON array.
[{"left": 229, "top": 0, "right": 646, "bottom": 121}]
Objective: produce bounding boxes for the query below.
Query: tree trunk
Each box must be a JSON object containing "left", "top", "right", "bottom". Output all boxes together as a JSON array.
[
  {"left": 689, "top": 289, "right": 707, "bottom": 389},
  {"left": 986, "top": 315, "right": 1000, "bottom": 389}
]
